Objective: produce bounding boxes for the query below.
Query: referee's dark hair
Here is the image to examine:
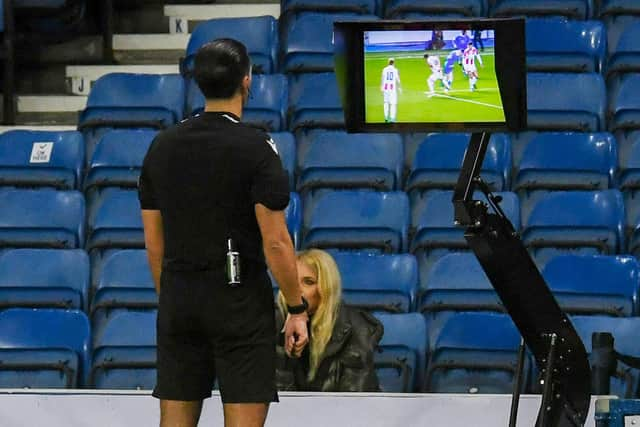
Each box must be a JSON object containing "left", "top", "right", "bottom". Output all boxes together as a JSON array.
[{"left": 193, "top": 38, "right": 251, "bottom": 100}]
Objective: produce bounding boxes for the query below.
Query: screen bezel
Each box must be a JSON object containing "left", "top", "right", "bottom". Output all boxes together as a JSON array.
[{"left": 334, "top": 18, "right": 527, "bottom": 132}]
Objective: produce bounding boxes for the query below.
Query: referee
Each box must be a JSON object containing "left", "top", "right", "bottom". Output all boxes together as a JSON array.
[{"left": 138, "top": 39, "right": 309, "bottom": 427}]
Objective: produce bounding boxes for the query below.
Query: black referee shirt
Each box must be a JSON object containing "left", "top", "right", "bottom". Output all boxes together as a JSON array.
[{"left": 138, "top": 111, "right": 290, "bottom": 271}]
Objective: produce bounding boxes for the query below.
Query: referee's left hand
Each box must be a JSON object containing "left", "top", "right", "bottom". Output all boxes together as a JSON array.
[{"left": 284, "top": 312, "right": 309, "bottom": 358}]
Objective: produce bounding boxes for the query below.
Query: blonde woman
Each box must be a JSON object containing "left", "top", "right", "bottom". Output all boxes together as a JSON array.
[{"left": 275, "top": 249, "right": 384, "bottom": 392}]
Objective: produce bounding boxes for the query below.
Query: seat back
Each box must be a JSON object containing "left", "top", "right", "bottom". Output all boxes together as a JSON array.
[
  {"left": 288, "top": 72, "right": 344, "bottom": 131},
  {"left": 608, "top": 73, "right": 640, "bottom": 132},
  {"left": 491, "top": 0, "right": 592, "bottom": 19},
  {"left": 542, "top": 254, "right": 640, "bottom": 317},
  {"left": 332, "top": 252, "right": 418, "bottom": 313},
  {"left": 384, "top": 0, "right": 484, "bottom": 18},
  {"left": 599, "top": 0, "right": 640, "bottom": 18},
  {"left": 297, "top": 131, "right": 404, "bottom": 193},
  {"left": 86, "top": 189, "right": 143, "bottom": 252},
  {"left": 0, "top": 188, "right": 85, "bottom": 249},
  {"left": 374, "top": 312, "right": 427, "bottom": 392},
  {"left": 607, "top": 20, "right": 640, "bottom": 75},
  {"left": 0, "top": 248, "right": 89, "bottom": 310},
  {"left": 282, "top": 0, "right": 378, "bottom": 15},
  {"left": 0, "top": 130, "right": 84, "bottom": 189},
  {"left": 527, "top": 73, "right": 606, "bottom": 131},
  {"left": 303, "top": 190, "right": 409, "bottom": 253}
]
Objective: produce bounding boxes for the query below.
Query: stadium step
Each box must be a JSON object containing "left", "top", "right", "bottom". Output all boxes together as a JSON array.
[
  {"left": 164, "top": 4, "right": 280, "bottom": 34},
  {"left": 65, "top": 65, "right": 180, "bottom": 96},
  {"left": 15, "top": 95, "right": 87, "bottom": 125},
  {"left": 113, "top": 34, "right": 189, "bottom": 65}
]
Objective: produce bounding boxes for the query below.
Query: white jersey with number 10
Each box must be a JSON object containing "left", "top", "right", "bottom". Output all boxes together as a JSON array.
[{"left": 382, "top": 65, "right": 399, "bottom": 92}]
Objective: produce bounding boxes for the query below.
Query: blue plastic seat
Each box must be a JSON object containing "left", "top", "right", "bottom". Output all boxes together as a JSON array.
[
  {"left": 527, "top": 73, "right": 606, "bottom": 132},
  {"left": 491, "top": 0, "right": 593, "bottom": 19},
  {"left": 405, "top": 133, "right": 511, "bottom": 197},
  {"left": 410, "top": 190, "right": 521, "bottom": 276},
  {"left": 514, "top": 132, "right": 616, "bottom": 192},
  {"left": 91, "top": 249, "right": 156, "bottom": 322},
  {"left": 303, "top": 191, "right": 409, "bottom": 253},
  {"left": 288, "top": 72, "right": 344, "bottom": 131},
  {"left": 419, "top": 252, "right": 503, "bottom": 323},
  {"left": 92, "top": 310, "right": 156, "bottom": 389},
  {"left": 0, "top": 249, "right": 89, "bottom": 311},
  {"left": 608, "top": 73, "right": 640, "bottom": 133},
  {"left": 526, "top": 18, "right": 605, "bottom": 73},
  {"left": 572, "top": 315, "right": 640, "bottom": 397},
  {"left": 374, "top": 312, "right": 427, "bottom": 392},
  {"left": 281, "top": 0, "right": 378, "bottom": 15},
  {"left": 282, "top": 12, "right": 378, "bottom": 73},
  {"left": 84, "top": 129, "right": 157, "bottom": 192},
  {"left": 542, "top": 255, "right": 639, "bottom": 317},
  {"left": 187, "top": 74, "right": 288, "bottom": 131},
  {"left": 425, "top": 312, "right": 530, "bottom": 394},
  {"left": 0, "top": 130, "right": 84, "bottom": 189},
  {"left": 269, "top": 132, "right": 296, "bottom": 191},
  {"left": 384, "top": 0, "right": 484, "bottom": 18},
  {"left": 86, "top": 188, "right": 143, "bottom": 253},
  {"left": 78, "top": 73, "right": 184, "bottom": 153},
  {"left": 522, "top": 190, "right": 625, "bottom": 264},
  {"left": 0, "top": 308, "right": 90, "bottom": 388},
  {"left": 598, "top": 0, "right": 640, "bottom": 18},
  {"left": 0, "top": 188, "right": 85, "bottom": 249},
  {"left": 607, "top": 20, "right": 640, "bottom": 75},
  {"left": 297, "top": 130, "right": 403, "bottom": 193},
  {"left": 618, "top": 131, "right": 640, "bottom": 203},
  {"left": 184, "top": 16, "right": 278, "bottom": 75},
  {"left": 332, "top": 252, "right": 418, "bottom": 313}
]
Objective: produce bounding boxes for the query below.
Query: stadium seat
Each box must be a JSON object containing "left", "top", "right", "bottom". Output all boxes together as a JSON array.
[
  {"left": 491, "top": 0, "right": 593, "bottom": 19},
  {"left": 514, "top": 132, "right": 616, "bottom": 193},
  {"left": 598, "top": 0, "right": 640, "bottom": 18},
  {"left": 269, "top": 132, "right": 296, "bottom": 191},
  {"left": 607, "top": 20, "right": 640, "bottom": 75},
  {"left": 186, "top": 74, "right": 288, "bottom": 131},
  {"left": 0, "top": 308, "right": 90, "bottom": 388},
  {"left": 297, "top": 130, "right": 404, "bottom": 194},
  {"left": 282, "top": 13, "right": 378, "bottom": 73},
  {"left": 281, "top": 0, "right": 378, "bottom": 15},
  {"left": 92, "top": 310, "right": 156, "bottom": 389},
  {"left": 184, "top": 16, "right": 278, "bottom": 75},
  {"left": 288, "top": 72, "right": 344, "bottom": 131},
  {"left": 419, "top": 252, "right": 504, "bottom": 325},
  {"left": 0, "top": 249, "right": 89, "bottom": 311},
  {"left": 78, "top": 73, "right": 184, "bottom": 153},
  {"left": 86, "top": 188, "right": 143, "bottom": 253},
  {"left": 84, "top": 129, "right": 156, "bottom": 193},
  {"left": 0, "top": 188, "right": 85, "bottom": 249},
  {"left": 527, "top": 73, "right": 606, "bottom": 132},
  {"left": 0, "top": 130, "right": 84, "bottom": 189},
  {"left": 302, "top": 190, "right": 409, "bottom": 253},
  {"left": 405, "top": 133, "right": 511, "bottom": 199},
  {"left": 542, "top": 255, "right": 639, "bottom": 317},
  {"left": 410, "top": 190, "right": 521, "bottom": 278},
  {"left": 374, "top": 313, "right": 427, "bottom": 393},
  {"left": 332, "top": 252, "right": 418, "bottom": 313},
  {"left": 572, "top": 315, "right": 640, "bottom": 397},
  {"left": 526, "top": 18, "right": 605, "bottom": 73},
  {"left": 608, "top": 73, "right": 640, "bottom": 133},
  {"left": 384, "top": 0, "right": 485, "bottom": 18},
  {"left": 618, "top": 131, "right": 640, "bottom": 229},
  {"left": 425, "top": 312, "right": 530, "bottom": 394},
  {"left": 91, "top": 249, "right": 156, "bottom": 323},
  {"left": 522, "top": 190, "right": 625, "bottom": 265}
]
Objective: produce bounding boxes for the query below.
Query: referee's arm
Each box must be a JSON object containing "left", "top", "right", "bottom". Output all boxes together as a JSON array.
[{"left": 141, "top": 210, "right": 164, "bottom": 295}]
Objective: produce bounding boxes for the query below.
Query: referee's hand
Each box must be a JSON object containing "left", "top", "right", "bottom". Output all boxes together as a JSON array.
[{"left": 284, "top": 312, "right": 309, "bottom": 358}]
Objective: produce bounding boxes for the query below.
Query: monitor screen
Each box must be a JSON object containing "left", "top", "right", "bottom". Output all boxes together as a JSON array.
[{"left": 334, "top": 19, "right": 526, "bottom": 132}]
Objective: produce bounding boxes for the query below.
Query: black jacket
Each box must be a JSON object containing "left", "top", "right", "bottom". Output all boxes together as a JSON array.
[{"left": 275, "top": 304, "right": 384, "bottom": 392}]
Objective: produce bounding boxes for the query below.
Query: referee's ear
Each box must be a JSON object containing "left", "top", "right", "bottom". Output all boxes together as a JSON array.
[{"left": 241, "top": 72, "right": 252, "bottom": 104}]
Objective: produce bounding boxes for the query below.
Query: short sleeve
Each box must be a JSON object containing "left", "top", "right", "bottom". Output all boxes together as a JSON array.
[
  {"left": 138, "top": 141, "right": 159, "bottom": 210},
  {"left": 250, "top": 136, "right": 290, "bottom": 211}
]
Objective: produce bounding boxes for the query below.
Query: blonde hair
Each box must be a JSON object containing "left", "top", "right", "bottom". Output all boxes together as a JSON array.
[{"left": 277, "top": 249, "right": 342, "bottom": 381}]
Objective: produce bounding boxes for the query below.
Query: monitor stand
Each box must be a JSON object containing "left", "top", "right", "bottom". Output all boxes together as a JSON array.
[{"left": 452, "top": 132, "right": 591, "bottom": 427}]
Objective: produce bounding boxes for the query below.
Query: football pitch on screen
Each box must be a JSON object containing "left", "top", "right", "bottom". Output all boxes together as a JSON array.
[{"left": 364, "top": 48, "right": 506, "bottom": 123}]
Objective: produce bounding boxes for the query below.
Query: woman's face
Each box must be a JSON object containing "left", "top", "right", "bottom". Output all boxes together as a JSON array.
[{"left": 297, "top": 260, "right": 320, "bottom": 315}]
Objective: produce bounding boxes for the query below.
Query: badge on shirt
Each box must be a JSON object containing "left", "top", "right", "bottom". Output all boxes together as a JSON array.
[{"left": 266, "top": 137, "right": 278, "bottom": 155}]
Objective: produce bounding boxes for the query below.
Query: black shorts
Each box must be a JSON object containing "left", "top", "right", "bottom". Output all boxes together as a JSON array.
[{"left": 153, "top": 265, "right": 278, "bottom": 403}]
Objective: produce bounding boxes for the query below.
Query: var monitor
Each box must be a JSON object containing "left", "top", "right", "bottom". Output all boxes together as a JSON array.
[{"left": 333, "top": 19, "right": 526, "bottom": 132}]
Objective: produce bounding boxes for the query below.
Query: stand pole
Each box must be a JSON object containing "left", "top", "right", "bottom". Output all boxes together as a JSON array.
[
  {"left": 538, "top": 333, "right": 558, "bottom": 427},
  {"left": 509, "top": 337, "right": 527, "bottom": 427}
]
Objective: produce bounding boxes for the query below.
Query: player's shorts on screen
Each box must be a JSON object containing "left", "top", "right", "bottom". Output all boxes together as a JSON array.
[
  {"left": 464, "top": 64, "right": 477, "bottom": 74},
  {"left": 430, "top": 69, "right": 443, "bottom": 79},
  {"left": 383, "top": 90, "right": 398, "bottom": 105}
]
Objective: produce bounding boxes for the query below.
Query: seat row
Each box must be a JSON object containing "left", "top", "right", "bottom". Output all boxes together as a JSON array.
[{"left": 1, "top": 306, "right": 639, "bottom": 397}]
